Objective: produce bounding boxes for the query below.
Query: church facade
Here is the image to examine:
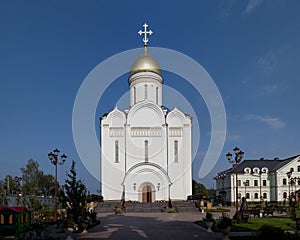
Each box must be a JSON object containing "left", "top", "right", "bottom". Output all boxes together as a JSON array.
[{"left": 100, "top": 24, "right": 192, "bottom": 202}]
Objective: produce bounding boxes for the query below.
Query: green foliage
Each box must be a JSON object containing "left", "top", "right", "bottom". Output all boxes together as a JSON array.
[
  {"left": 192, "top": 180, "right": 216, "bottom": 198},
  {"left": 217, "top": 213, "right": 233, "bottom": 229},
  {"left": 20, "top": 159, "right": 56, "bottom": 196},
  {"left": 59, "top": 160, "right": 88, "bottom": 225}
]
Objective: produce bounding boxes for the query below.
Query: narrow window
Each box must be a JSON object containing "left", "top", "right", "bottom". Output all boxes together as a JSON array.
[
  {"left": 9, "top": 214, "right": 13, "bottom": 224},
  {"left": 133, "top": 87, "right": 136, "bottom": 104},
  {"left": 283, "top": 192, "right": 287, "bottom": 198},
  {"left": 237, "top": 180, "right": 241, "bottom": 187},
  {"left": 254, "top": 180, "right": 258, "bottom": 186},
  {"left": 0, "top": 214, "right": 4, "bottom": 224},
  {"left": 263, "top": 180, "right": 267, "bottom": 186},
  {"left": 263, "top": 193, "right": 267, "bottom": 199},
  {"left": 246, "top": 193, "right": 250, "bottom": 199},
  {"left": 144, "top": 84, "right": 148, "bottom": 99},
  {"left": 254, "top": 193, "right": 259, "bottom": 199},
  {"left": 245, "top": 180, "right": 250, "bottom": 186},
  {"left": 145, "top": 140, "right": 149, "bottom": 162},
  {"left": 115, "top": 140, "right": 119, "bottom": 163},
  {"left": 298, "top": 165, "right": 300, "bottom": 172},
  {"left": 156, "top": 87, "right": 158, "bottom": 104},
  {"left": 283, "top": 178, "right": 287, "bottom": 185},
  {"left": 174, "top": 140, "right": 178, "bottom": 163}
]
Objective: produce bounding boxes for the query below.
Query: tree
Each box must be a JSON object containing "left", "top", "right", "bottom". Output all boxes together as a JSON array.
[
  {"left": 192, "top": 180, "right": 216, "bottom": 198},
  {"left": 59, "top": 160, "right": 88, "bottom": 225},
  {"left": 0, "top": 179, "right": 8, "bottom": 206},
  {"left": 20, "top": 159, "right": 41, "bottom": 195},
  {"left": 20, "top": 159, "right": 56, "bottom": 196}
]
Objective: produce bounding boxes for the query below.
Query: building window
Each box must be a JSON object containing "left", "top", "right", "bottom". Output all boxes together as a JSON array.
[
  {"left": 254, "top": 180, "right": 258, "bottom": 186},
  {"left": 9, "top": 214, "right": 13, "bottom": 224},
  {"left": 156, "top": 87, "right": 158, "bottom": 104},
  {"left": 254, "top": 193, "right": 259, "bottom": 199},
  {"left": 0, "top": 214, "right": 4, "bottom": 224},
  {"left": 238, "top": 193, "right": 242, "bottom": 199},
  {"left": 237, "top": 180, "right": 241, "bottom": 187},
  {"left": 298, "top": 179, "right": 300, "bottom": 186},
  {"left": 290, "top": 167, "right": 294, "bottom": 172},
  {"left": 144, "top": 84, "right": 148, "bottom": 99},
  {"left": 174, "top": 140, "right": 178, "bottom": 163},
  {"left": 298, "top": 165, "right": 300, "bottom": 172},
  {"left": 245, "top": 180, "right": 250, "bottom": 187},
  {"left": 246, "top": 193, "right": 250, "bottom": 199},
  {"left": 263, "top": 180, "right": 267, "bottom": 186},
  {"left": 115, "top": 140, "right": 119, "bottom": 163},
  {"left": 134, "top": 87, "right": 136, "bottom": 104},
  {"left": 145, "top": 140, "right": 149, "bottom": 162},
  {"left": 283, "top": 192, "right": 287, "bottom": 199},
  {"left": 263, "top": 193, "right": 267, "bottom": 199},
  {"left": 283, "top": 178, "right": 287, "bottom": 185}
]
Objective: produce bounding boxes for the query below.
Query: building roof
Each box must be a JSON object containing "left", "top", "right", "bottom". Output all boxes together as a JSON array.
[
  {"left": 215, "top": 155, "right": 300, "bottom": 177},
  {"left": 0, "top": 206, "right": 31, "bottom": 213}
]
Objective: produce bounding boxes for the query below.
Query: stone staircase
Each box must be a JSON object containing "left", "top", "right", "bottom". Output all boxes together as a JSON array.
[{"left": 95, "top": 200, "right": 199, "bottom": 213}]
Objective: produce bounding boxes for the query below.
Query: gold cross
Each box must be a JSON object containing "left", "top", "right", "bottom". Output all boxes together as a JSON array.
[{"left": 138, "top": 23, "right": 153, "bottom": 46}]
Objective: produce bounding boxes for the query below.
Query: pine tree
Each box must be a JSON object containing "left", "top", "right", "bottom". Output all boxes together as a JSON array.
[{"left": 60, "top": 160, "right": 88, "bottom": 225}]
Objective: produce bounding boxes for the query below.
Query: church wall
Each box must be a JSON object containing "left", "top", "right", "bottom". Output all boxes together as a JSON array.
[
  {"left": 101, "top": 110, "right": 126, "bottom": 201},
  {"left": 166, "top": 110, "right": 192, "bottom": 200}
]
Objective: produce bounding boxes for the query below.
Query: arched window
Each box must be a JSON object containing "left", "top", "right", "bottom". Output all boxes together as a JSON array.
[
  {"left": 290, "top": 167, "right": 294, "bottom": 172},
  {"left": 283, "top": 192, "right": 287, "bottom": 199},
  {"left": 174, "top": 140, "right": 178, "bottom": 163},
  {"left": 9, "top": 214, "right": 13, "bottom": 224},
  {"left": 156, "top": 87, "right": 158, "bottom": 104},
  {"left": 115, "top": 140, "right": 119, "bottom": 163},
  {"left": 145, "top": 140, "right": 149, "bottom": 162},
  {"left": 133, "top": 87, "right": 136, "bottom": 104},
  {"left": 254, "top": 193, "right": 259, "bottom": 199},
  {"left": 283, "top": 178, "right": 287, "bottom": 185},
  {"left": 263, "top": 180, "right": 267, "bottom": 186},
  {"left": 263, "top": 193, "right": 267, "bottom": 199},
  {"left": 246, "top": 193, "right": 250, "bottom": 199},
  {"left": 144, "top": 84, "right": 148, "bottom": 99},
  {"left": 0, "top": 214, "right": 4, "bottom": 224}
]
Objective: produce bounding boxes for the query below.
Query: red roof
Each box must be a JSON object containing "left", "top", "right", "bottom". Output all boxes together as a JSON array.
[{"left": 0, "top": 206, "right": 31, "bottom": 213}]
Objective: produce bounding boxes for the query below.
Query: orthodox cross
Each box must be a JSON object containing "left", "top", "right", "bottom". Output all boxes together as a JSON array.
[{"left": 138, "top": 23, "right": 153, "bottom": 46}]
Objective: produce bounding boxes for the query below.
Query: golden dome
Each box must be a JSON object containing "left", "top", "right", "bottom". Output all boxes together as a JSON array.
[{"left": 130, "top": 47, "right": 162, "bottom": 77}]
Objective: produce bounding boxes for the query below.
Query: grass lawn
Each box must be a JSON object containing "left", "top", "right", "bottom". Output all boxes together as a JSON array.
[{"left": 196, "top": 215, "right": 296, "bottom": 232}]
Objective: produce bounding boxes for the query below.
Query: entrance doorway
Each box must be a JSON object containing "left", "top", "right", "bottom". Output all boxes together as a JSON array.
[{"left": 142, "top": 185, "right": 152, "bottom": 203}]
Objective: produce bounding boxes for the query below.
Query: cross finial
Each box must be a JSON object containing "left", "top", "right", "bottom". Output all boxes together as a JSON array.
[{"left": 138, "top": 23, "right": 153, "bottom": 46}]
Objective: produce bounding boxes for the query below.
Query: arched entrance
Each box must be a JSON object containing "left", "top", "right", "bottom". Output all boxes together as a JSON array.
[{"left": 142, "top": 185, "right": 152, "bottom": 203}]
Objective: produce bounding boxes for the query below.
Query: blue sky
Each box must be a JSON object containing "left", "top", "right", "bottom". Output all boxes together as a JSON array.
[{"left": 0, "top": 0, "right": 299, "bottom": 193}]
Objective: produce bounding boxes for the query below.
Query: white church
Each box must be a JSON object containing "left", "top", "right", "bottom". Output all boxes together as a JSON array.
[{"left": 100, "top": 24, "right": 192, "bottom": 202}]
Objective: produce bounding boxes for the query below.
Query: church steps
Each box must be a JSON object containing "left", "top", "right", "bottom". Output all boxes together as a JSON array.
[{"left": 95, "top": 201, "right": 199, "bottom": 213}]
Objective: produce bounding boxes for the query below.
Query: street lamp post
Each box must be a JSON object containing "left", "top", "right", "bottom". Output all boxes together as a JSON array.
[
  {"left": 226, "top": 146, "right": 244, "bottom": 213},
  {"left": 48, "top": 149, "right": 67, "bottom": 223},
  {"left": 286, "top": 171, "right": 292, "bottom": 200}
]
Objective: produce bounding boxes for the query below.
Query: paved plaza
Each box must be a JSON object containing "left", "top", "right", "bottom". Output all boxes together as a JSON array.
[{"left": 49, "top": 211, "right": 234, "bottom": 240}]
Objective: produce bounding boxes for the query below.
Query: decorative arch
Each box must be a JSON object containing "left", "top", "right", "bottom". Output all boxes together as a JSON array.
[
  {"left": 121, "top": 162, "right": 172, "bottom": 186},
  {"left": 105, "top": 106, "right": 126, "bottom": 126},
  {"left": 166, "top": 107, "right": 190, "bottom": 126},
  {"left": 127, "top": 101, "right": 165, "bottom": 126}
]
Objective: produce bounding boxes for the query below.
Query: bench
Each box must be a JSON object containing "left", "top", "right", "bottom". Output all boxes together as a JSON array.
[
  {"left": 245, "top": 209, "right": 261, "bottom": 218},
  {"left": 263, "top": 208, "right": 275, "bottom": 217}
]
